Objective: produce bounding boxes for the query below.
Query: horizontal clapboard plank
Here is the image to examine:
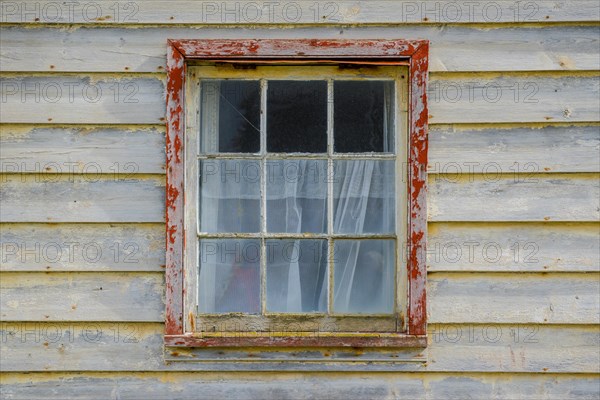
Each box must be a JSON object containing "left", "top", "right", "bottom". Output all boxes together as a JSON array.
[
  {"left": 0, "top": 175, "right": 164, "bottom": 223},
  {"left": 428, "top": 222, "right": 600, "bottom": 272},
  {"left": 2, "top": 124, "right": 597, "bottom": 175},
  {"left": 2, "top": 25, "right": 599, "bottom": 72},
  {"left": 0, "top": 272, "right": 164, "bottom": 322},
  {"left": 0, "top": 126, "right": 165, "bottom": 174},
  {"left": 2, "top": 272, "right": 597, "bottom": 324},
  {"left": 429, "top": 125, "right": 600, "bottom": 173},
  {"left": 429, "top": 174, "right": 600, "bottom": 222},
  {"left": 0, "top": 223, "right": 165, "bottom": 272},
  {"left": 1, "top": 1, "right": 597, "bottom": 24},
  {"left": 428, "top": 273, "right": 600, "bottom": 324},
  {"left": 1, "top": 174, "right": 597, "bottom": 223},
  {"left": 2, "top": 222, "right": 596, "bottom": 272},
  {"left": 2, "top": 373, "right": 600, "bottom": 400},
  {"left": 1, "top": 75, "right": 598, "bottom": 124},
  {"left": 0, "top": 76, "right": 165, "bottom": 124},
  {"left": 428, "top": 74, "right": 600, "bottom": 124},
  {"left": 0, "top": 322, "right": 597, "bottom": 372}
]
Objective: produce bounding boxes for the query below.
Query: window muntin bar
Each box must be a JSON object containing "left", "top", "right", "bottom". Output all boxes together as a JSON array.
[{"left": 196, "top": 71, "right": 400, "bottom": 318}]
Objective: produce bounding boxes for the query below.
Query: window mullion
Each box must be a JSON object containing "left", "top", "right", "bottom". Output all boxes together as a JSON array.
[
  {"left": 260, "top": 78, "right": 268, "bottom": 315},
  {"left": 327, "top": 79, "right": 334, "bottom": 315}
]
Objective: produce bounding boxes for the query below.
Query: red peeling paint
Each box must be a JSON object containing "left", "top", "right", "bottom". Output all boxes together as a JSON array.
[
  {"left": 165, "top": 334, "right": 427, "bottom": 348},
  {"left": 165, "top": 41, "right": 185, "bottom": 335},
  {"left": 407, "top": 43, "right": 429, "bottom": 336},
  {"left": 164, "top": 38, "right": 429, "bottom": 344}
]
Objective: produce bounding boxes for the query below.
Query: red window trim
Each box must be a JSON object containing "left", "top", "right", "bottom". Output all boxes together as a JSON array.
[{"left": 165, "top": 39, "right": 429, "bottom": 348}]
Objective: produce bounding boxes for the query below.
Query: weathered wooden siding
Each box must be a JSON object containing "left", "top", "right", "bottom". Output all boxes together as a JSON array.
[{"left": 1, "top": 2, "right": 599, "bottom": 398}]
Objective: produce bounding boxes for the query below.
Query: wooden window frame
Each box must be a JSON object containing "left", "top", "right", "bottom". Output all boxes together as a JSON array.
[{"left": 165, "top": 39, "right": 429, "bottom": 348}]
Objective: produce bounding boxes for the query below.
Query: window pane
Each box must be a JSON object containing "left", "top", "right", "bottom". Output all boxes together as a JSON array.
[
  {"left": 199, "top": 160, "right": 261, "bottom": 233},
  {"left": 200, "top": 80, "right": 260, "bottom": 153},
  {"left": 333, "top": 160, "right": 395, "bottom": 234},
  {"left": 198, "top": 239, "right": 261, "bottom": 314},
  {"left": 267, "top": 81, "right": 327, "bottom": 153},
  {"left": 334, "top": 81, "right": 394, "bottom": 153},
  {"left": 333, "top": 240, "right": 395, "bottom": 313},
  {"left": 266, "top": 239, "right": 327, "bottom": 313},
  {"left": 267, "top": 159, "right": 327, "bottom": 233}
]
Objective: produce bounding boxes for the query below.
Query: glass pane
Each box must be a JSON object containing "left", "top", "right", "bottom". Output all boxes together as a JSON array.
[
  {"left": 200, "top": 80, "right": 260, "bottom": 153},
  {"left": 198, "top": 239, "right": 261, "bottom": 313},
  {"left": 334, "top": 81, "right": 394, "bottom": 153},
  {"left": 333, "top": 160, "right": 395, "bottom": 234},
  {"left": 333, "top": 240, "right": 395, "bottom": 313},
  {"left": 266, "top": 159, "right": 327, "bottom": 233},
  {"left": 199, "top": 160, "right": 261, "bottom": 233},
  {"left": 266, "top": 239, "right": 328, "bottom": 313},
  {"left": 267, "top": 81, "right": 327, "bottom": 153}
]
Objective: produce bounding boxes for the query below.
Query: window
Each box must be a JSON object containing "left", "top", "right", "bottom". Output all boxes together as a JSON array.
[{"left": 165, "top": 39, "right": 429, "bottom": 348}]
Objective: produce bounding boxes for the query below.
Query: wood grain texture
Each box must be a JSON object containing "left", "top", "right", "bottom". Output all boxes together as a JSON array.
[
  {"left": 1, "top": 1, "right": 597, "bottom": 24},
  {"left": 428, "top": 273, "right": 600, "bottom": 324},
  {"left": 0, "top": 126, "right": 165, "bottom": 174},
  {"left": 2, "top": 124, "right": 597, "bottom": 174},
  {"left": 2, "top": 75, "right": 599, "bottom": 124},
  {"left": 0, "top": 322, "right": 598, "bottom": 372},
  {"left": 2, "top": 372, "right": 600, "bottom": 400},
  {"left": 0, "top": 76, "right": 165, "bottom": 124},
  {"left": 428, "top": 222, "right": 600, "bottom": 272},
  {"left": 429, "top": 174, "right": 600, "bottom": 222},
  {"left": 2, "top": 25, "right": 599, "bottom": 72},
  {"left": 429, "top": 125, "right": 600, "bottom": 173},
  {"left": 0, "top": 175, "right": 165, "bottom": 223},
  {"left": 428, "top": 74, "right": 600, "bottom": 124},
  {"left": 2, "top": 271, "right": 597, "bottom": 324},
  {"left": 1, "top": 9, "right": 599, "bottom": 381},
  {"left": 2, "top": 222, "right": 596, "bottom": 272},
  {"left": 0, "top": 272, "right": 164, "bottom": 322},
  {"left": 0, "top": 223, "right": 165, "bottom": 272}
]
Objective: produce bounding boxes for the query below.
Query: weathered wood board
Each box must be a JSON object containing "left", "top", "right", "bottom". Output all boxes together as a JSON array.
[
  {"left": 0, "top": 76, "right": 165, "bottom": 124},
  {"left": 1, "top": 1, "right": 597, "bottom": 24},
  {"left": 429, "top": 174, "right": 600, "bottom": 222},
  {"left": 0, "top": 126, "right": 166, "bottom": 174},
  {"left": 428, "top": 222, "right": 600, "bottom": 272},
  {"left": 428, "top": 273, "right": 600, "bottom": 324},
  {"left": 0, "top": 272, "right": 165, "bottom": 322},
  {"left": 2, "top": 75, "right": 599, "bottom": 124},
  {"left": 2, "top": 25, "right": 599, "bottom": 72},
  {"left": 427, "top": 74, "right": 600, "bottom": 124},
  {"left": 2, "top": 372, "right": 599, "bottom": 400},
  {"left": 2, "top": 222, "right": 597, "bottom": 272},
  {"left": 2, "top": 272, "right": 597, "bottom": 324},
  {"left": 0, "top": 175, "right": 165, "bottom": 223},
  {"left": 0, "top": 322, "right": 598, "bottom": 372},
  {"left": 2, "top": 174, "right": 598, "bottom": 223},
  {"left": 3, "top": 124, "right": 597, "bottom": 175},
  {"left": 0, "top": 223, "right": 165, "bottom": 272},
  {"left": 429, "top": 125, "right": 600, "bottom": 173}
]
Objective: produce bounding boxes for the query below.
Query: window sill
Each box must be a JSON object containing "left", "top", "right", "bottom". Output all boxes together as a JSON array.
[{"left": 164, "top": 333, "right": 427, "bottom": 348}]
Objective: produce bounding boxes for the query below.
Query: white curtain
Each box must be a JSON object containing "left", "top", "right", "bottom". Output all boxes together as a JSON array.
[
  {"left": 265, "top": 159, "right": 395, "bottom": 313},
  {"left": 266, "top": 160, "right": 328, "bottom": 312},
  {"left": 332, "top": 160, "right": 395, "bottom": 313},
  {"left": 198, "top": 80, "right": 396, "bottom": 314}
]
